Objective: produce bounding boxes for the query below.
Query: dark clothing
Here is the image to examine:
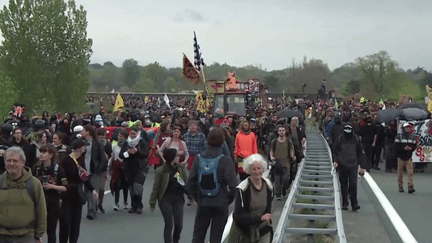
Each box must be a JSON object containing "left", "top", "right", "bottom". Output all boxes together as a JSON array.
[
  {"left": 87, "top": 139, "right": 107, "bottom": 175},
  {"left": 358, "top": 123, "right": 376, "bottom": 144},
  {"left": 59, "top": 199, "right": 83, "bottom": 243},
  {"left": 232, "top": 178, "right": 273, "bottom": 239},
  {"left": 385, "top": 124, "right": 398, "bottom": 170},
  {"left": 333, "top": 134, "right": 365, "bottom": 170},
  {"left": 192, "top": 206, "right": 228, "bottom": 243},
  {"left": 339, "top": 168, "right": 358, "bottom": 207},
  {"left": 10, "top": 140, "right": 32, "bottom": 167},
  {"left": 119, "top": 138, "right": 149, "bottom": 210},
  {"left": 159, "top": 194, "right": 184, "bottom": 243},
  {"left": 329, "top": 122, "right": 345, "bottom": 149},
  {"left": 395, "top": 132, "right": 417, "bottom": 160},
  {"left": 187, "top": 146, "right": 238, "bottom": 243},
  {"left": 56, "top": 144, "right": 71, "bottom": 164}
]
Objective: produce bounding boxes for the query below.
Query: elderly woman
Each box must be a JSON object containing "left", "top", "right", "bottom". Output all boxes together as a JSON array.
[{"left": 228, "top": 154, "right": 273, "bottom": 243}]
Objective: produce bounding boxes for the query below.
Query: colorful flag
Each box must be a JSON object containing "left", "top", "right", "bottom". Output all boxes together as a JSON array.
[
  {"left": 193, "top": 31, "right": 205, "bottom": 72},
  {"left": 335, "top": 99, "right": 339, "bottom": 110},
  {"left": 113, "top": 93, "right": 124, "bottom": 112},
  {"left": 182, "top": 53, "right": 200, "bottom": 84}
]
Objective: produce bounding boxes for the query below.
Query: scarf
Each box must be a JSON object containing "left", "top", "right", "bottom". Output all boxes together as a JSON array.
[{"left": 127, "top": 136, "right": 141, "bottom": 147}]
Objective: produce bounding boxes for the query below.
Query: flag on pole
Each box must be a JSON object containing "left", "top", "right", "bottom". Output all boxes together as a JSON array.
[
  {"left": 113, "top": 93, "right": 124, "bottom": 111},
  {"left": 164, "top": 94, "right": 170, "bottom": 109},
  {"left": 193, "top": 31, "right": 205, "bottom": 72},
  {"left": 182, "top": 53, "right": 200, "bottom": 84}
]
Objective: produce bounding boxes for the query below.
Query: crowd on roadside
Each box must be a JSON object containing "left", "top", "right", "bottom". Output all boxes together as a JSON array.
[{"left": 0, "top": 93, "right": 428, "bottom": 243}]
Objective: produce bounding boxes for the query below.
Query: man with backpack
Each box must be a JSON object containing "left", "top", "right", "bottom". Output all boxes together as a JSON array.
[
  {"left": 0, "top": 146, "right": 47, "bottom": 243},
  {"left": 187, "top": 126, "right": 238, "bottom": 243},
  {"left": 269, "top": 125, "right": 296, "bottom": 200}
]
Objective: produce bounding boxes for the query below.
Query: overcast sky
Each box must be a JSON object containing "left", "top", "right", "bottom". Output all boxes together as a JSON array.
[{"left": 3, "top": 0, "right": 432, "bottom": 71}]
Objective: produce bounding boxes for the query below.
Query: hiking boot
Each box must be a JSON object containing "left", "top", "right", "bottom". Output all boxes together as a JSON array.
[
  {"left": 399, "top": 187, "right": 404, "bottom": 193},
  {"left": 352, "top": 205, "right": 360, "bottom": 211},
  {"left": 408, "top": 187, "right": 415, "bottom": 194},
  {"left": 128, "top": 208, "right": 137, "bottom": 214}
]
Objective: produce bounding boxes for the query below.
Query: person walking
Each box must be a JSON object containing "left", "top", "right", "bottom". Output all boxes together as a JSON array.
[
  {"left": 110, "top": 129, "right": 129, "bottom": 211},
  {"left": 235, "top": 120, "right": 258, "bottom": 181},
  {"left": 395, "top": 122, "right": 417, "bottom": 193},
  {"left": 332, "top": 124, "right": 366, "bottom": 211},
  {"left": 32, "top": 145, "right": 67, "bottom": 243},
  {"left": 159, "top": 126, "right": 189, "bottom": 167},
  {"left": 182, "top": 121, "right": 206, "bottom": 170},
  {"left": 149, "top": 148, "right": 189, "bottom": 243},
  {"left": 119, "top": 127, "right": 149, "bottom": 214},
  {"left": 59, "top": 139, "right": 98, "bottom": 243},
  {"left": 0, "top": 147, "right": 47, "bottom": 243},
  {"left": 228, "top": 154, "right": 274, "bottom": 242},
  {"left": 269, "top": 125, "right": 296, "bottom": 200},
  {"left": 187, "top": 126, "right": 238, "bottom": 243},
  {"left": 80, "top": 125, "right": 107, "bottom": 220}
]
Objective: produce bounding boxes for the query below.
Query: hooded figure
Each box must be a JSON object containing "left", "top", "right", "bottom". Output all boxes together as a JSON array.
[{"left": 332, "top": 124, "right": 366, "bottom": 211}]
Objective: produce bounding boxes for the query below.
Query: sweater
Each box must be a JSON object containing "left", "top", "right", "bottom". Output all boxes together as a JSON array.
[
  {"left": 0, "top": 167, "right": 47, "bottom": 238},
  {"left": 235, "top": 131, "right": 258, "bottom": 159}
]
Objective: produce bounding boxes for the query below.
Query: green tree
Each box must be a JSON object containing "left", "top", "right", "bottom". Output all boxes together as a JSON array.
[
  {"left": 342, "top": 79, "right": 361, "bottom": 96},
  {"left": 164, "top": 77, "right": 178, "bottom": 92},
  {"left": 0, "top": 72, "right": 19, "bottom": 120},
  {"left": 356, "top": 51, "right": 396, "bottom": 94},
  {"left": 122, "top": 59, "right": 140, "bottom": 88},
  {"left": 0, "top": 0, "right": 92, "bottom": 112},
  {"left": 133, "top": 77, "right": 157, "bottom": 92},
  {"left": 263, "top": 75, "right": 279, "bottom": 92},
  {"left": 142, "top": 62, "right": 167, "bottom": 92}
]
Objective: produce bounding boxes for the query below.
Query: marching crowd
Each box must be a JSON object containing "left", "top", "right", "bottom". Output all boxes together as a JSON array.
[{"left": 0, "top": 94, "right": 426, "bottom": 243}]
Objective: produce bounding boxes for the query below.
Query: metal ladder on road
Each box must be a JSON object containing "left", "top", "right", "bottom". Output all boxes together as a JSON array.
[{"left": 273, "top": 131, "right": 347, "bottom": 243}]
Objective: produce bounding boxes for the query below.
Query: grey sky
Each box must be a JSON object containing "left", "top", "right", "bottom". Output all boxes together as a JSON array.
[{"left": 3, "top": 0, "right": 432, "bottom": 71}]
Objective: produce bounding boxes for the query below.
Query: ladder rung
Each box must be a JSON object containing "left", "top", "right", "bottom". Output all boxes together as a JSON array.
[
  {"left": 296, "top": 194, "right": 334, "bottom": 200},
  {"left": 304, "top": 165, "right": 332, "bottom": 170},
  {"left": 301, "top": 174, "right": 332, "bottom": 179},
  {"left": 304, "top": 162, "right": 329, "bottom": 165},
  {"left": 303, "top": 169, "right": 331, "bottom": 174},
  {"left": 285, "top": 227, "right": 338, "bottom": 235},
  {"left": 298, "top": 186, "right": 334, "bottom": 192},
  {"left": 288, "top": 214, "right": 336, "bottom": 221},
  {"left": 293, "top": 202, "right": 335, "bottom": 210},
  {"left": 299, "top": 179, "right": 333, "bottom": 186}
]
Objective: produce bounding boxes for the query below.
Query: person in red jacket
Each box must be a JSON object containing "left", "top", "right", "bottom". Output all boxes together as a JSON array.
[{"left": 235, "top": 120, "right": 258, "bottom": 180}]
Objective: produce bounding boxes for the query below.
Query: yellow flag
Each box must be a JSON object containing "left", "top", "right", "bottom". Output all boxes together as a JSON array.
[
  {"left": 360, "top": 97, "right": 365, "bottom": 103},
  {"left": 196, "top": 91, "right": 208, "bottom": 113},
  {"left": 113, "top": 93, "right": 124, "bottom": 111}
]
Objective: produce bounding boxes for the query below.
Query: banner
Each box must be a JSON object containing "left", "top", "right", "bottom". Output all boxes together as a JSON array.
[
  {"left": 182, "top": 54, "right": 200, "bottom": 84},
  {"left": 398, "top": 119, "right": 432, "bottom": 162}
]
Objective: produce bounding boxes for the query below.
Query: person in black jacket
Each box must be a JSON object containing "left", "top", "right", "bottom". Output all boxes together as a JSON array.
[
  {"left": 228, "top": 153, "right": 273, "bottom": 242},
  {"left": 333, "top": 124, "right": 366, "bottom": 211},
  {"left": 119, "top": 127, "right": 149, "bottom": 214},
  {"left": 59, "top": 139, "right": 98, "bottom": 243},
  {"left": 394, "top": 122, "right": 417, "bottom": 193}
]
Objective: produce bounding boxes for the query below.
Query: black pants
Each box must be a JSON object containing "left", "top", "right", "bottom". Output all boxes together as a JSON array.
[
  {"left": 338, "top": 167, "right": 358, "bottom": 207},
  {"left": 159, "top": 194, "right": 185, "bottom": 243},
  {"left": 362, "top": 143, "right": 373, "bottom": 169},
  {"left": 46, "top": 200, "right": 61, "bottom": 243},
  {"left": 114, "top": 173, "right": 128, "bottom": 205},
  {"left": 192, "top": 206, "right": 228, "bottom": 243},
  {"left": 126, "top": 166, "right": 148, "bottom": 210},
  {"left": 372, "top": 144, "right": 383, "bottom": 168},
  {"left": 59, "top": 199, "right": 83, "bottom": 243},
  {"left": 385, "top": 144, "right": 397, "bottom": 170}
]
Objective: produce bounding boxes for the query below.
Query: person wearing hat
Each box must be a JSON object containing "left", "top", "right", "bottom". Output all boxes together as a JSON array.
[
  {"left": 332, "top": 124, "right": 366, "bottom": 211},
  {"left": 394, "top": 122, "right": 417, "bottom": 193},
  {"left": 59, "top": 139, "right": 98, "bottom": 243},
  {"left": 149, "top": 148, "right": 189, "bottom": 243}
]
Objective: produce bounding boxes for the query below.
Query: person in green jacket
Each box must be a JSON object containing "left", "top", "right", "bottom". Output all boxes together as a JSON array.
[
  {"left": 149, "top": 148, "right": 188, "bottom": 243},
  {"left": 0, "top": 146, "right": 47, "bottom": 243}
]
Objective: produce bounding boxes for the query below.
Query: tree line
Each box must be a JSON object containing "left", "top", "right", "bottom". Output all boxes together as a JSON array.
[{"left": 90, "top": 51, "right": 432, "bottom": 102}]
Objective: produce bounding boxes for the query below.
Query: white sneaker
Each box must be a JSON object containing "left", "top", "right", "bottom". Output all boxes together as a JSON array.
[
  {"left": 114, "top": 204, "right": 119, "bottom": 211},
  {"left": 124, "top": 203, "right": 129, "bottom": 209}
]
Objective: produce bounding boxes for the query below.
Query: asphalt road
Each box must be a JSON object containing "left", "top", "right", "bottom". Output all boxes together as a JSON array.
[{"left": 43, "top": 167, "right": 287, "bottom": 243}]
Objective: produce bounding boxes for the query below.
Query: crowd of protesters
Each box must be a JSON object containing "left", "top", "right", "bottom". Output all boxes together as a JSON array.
[{"left": 0, "top": 91, "right": 428, "bottom": 242}]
